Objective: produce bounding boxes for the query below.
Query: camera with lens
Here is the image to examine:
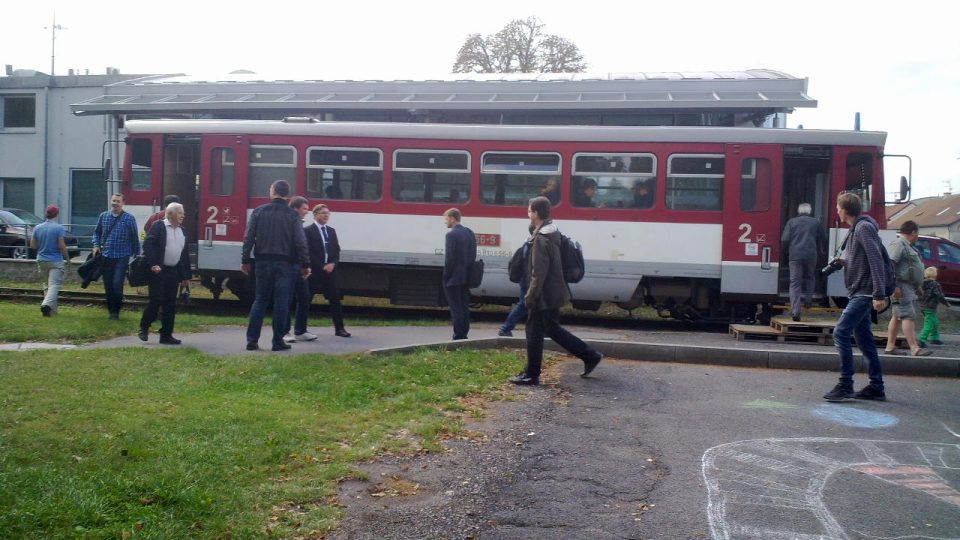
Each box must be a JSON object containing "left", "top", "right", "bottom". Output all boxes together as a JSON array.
[{"left": 821, "top": 258, "right": 843, "bottom": 276}]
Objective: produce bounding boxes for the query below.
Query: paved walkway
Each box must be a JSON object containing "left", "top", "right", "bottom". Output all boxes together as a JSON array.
[
  {"left": 4, "top": 318, "right": 958, "bottom": 377},
  {"left": 61, "top": 321, "right": 960, "bottom": 378}
]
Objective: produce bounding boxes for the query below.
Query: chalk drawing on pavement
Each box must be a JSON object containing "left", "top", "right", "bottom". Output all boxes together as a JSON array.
[
  {"left": 702, "top": 438, "right": 960, "bottom": 540},
  {"left": 812, "top": 405, "right": 900, "bottom": 429}
]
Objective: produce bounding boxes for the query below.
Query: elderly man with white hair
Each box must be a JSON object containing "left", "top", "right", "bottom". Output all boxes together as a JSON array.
[
  {"left": 781, "top": 202, "right": 828, "bottom": 321},
  {"left": 138, "top": 201, "right": 192, "bottom": 345}
]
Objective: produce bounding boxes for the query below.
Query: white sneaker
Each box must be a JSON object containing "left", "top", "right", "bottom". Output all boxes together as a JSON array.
[
  {"left": 283, "top": 333, "right": 296, "bottom": 343},
  {"left": 295, "top": 331, "right": 318, "bottom": 341}
]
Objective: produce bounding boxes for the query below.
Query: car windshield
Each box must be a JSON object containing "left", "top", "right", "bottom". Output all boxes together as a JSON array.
[
  {"left": 0, "top": 210, "right": 29, "bottom": 226},
  {"left": 3, "top": 208, "right": 43, "bottom": 225}
]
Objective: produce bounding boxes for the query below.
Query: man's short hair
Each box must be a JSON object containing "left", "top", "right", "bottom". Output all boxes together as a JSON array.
[
  {"left": 837, "top": 192, "right": 862, "bottom": 217},
  {"left": 112, "top": 192, "right": 125, "bottom": 201},
  {"left": 898, "top": 220, "right": 919, "bottom": 234},
  {"left": 798, "top": 203, "right": 812, "bottom": 215},
  {"left": 529, "top": 196, "right": 551, "bottom": 220},
  {"left": 444, "top": 208, "right": 462, "bottom": 222},
  {"left": 165, "top": 202, "right": 184, "bottom": 219},
  {"left": 289, "top": 196, "right": 309, "bottom": 210},
  {"left": 582, "top": 177, "right": 598, "bottom": 190},
  {"left": 312, "top": 203, "right": 329, "bottom": 214},
  {"left": 163, "top": 194, "right": 181, "bottom": 206},
  {"left": 270, "top": 180, "right": 291, "bottom": 198}
]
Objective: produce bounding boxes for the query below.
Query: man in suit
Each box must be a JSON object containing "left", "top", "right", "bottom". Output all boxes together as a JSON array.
[
  {"left": 305, "top": 204, "right": 351, "bottom": 337},
  {"left": 442, "top": 208, "right": 477, "bottom": 340}
]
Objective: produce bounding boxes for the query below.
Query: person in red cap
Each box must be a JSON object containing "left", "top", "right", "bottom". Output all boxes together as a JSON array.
[{"left": 30, "top": 204, "right": 70, "bottom": 316}]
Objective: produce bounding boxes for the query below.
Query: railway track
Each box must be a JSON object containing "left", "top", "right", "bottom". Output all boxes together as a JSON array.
[{"left": 0, "top": 286, "right": 729, "bottom": 332}]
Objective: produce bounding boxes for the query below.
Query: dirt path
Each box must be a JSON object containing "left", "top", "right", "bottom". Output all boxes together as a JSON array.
[{"left": 329, "top": 359, "right": 667, "bottom": 539}]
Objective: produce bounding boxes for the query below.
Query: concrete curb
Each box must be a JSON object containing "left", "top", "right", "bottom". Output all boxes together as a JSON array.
[{"left": 369, "top": 337, "right": 960, "bottom": 378}]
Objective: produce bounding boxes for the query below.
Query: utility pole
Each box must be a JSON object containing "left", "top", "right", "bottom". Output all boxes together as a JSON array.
[{"left": 44, "top": 13, "right": 66, "bottom": 76}]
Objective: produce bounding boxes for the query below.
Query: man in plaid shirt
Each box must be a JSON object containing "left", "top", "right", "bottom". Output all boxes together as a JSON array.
[{"left": 92, "top": 193, "right": 140, "bottom": 319}]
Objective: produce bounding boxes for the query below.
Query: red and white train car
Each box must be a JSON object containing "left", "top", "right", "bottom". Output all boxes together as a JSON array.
[{"left": 118, "top": 119, "right": 892, "bottom": 321}]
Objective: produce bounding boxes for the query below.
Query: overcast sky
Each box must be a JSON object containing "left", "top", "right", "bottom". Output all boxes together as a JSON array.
[{"left": 4, "top": 0, "right": 957, "bottom": 200}]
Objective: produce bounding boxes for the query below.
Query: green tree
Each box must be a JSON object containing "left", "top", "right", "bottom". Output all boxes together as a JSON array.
[{"left": 452, "top": 17, "right": 587, "bottom": 74}]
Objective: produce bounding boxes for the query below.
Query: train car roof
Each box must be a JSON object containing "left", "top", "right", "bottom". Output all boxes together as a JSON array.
[{"left": 123, "top": 119, "right": 887, "bottom": 147}]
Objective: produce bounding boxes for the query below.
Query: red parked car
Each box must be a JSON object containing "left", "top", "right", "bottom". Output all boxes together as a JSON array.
[{"left": 914, "top": 235, "right": 960, "bottom": 299}]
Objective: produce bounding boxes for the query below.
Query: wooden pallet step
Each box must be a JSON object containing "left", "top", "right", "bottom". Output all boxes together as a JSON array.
[
  {"left": 729, "top": 324, "right": 906, "bottom": 347},
  {"left": 770, "top": 317, "right": 837, "bottom": 335}
]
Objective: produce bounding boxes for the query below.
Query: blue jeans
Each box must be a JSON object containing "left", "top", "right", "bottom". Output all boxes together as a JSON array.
[
  {"left": 284, "top": 264, "right": 312, "bottom": 336},
  {"left": 832, "top": 295, "right": 884, "bottom": 390},
  {"left": 102, "top": 256, "right": 129, "bottom": 314},
  {"left": 246, "top": 260, "right": 294, "bottom": 347},
  {"left": 501, "top": 286, "right": 529, "bottom": 333}
]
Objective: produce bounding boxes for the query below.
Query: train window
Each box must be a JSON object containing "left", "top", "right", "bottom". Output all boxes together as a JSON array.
[
  {"left": 249, "top": 145, "right": 296, "bottom": 197},
  {"left": 665, "top": 154, "right": 724, "bottom": 211},
  {"left": 739, "top": 158, "right": 771, "bottom": 212},
  {"left": 209, "top": 147, "right": 235, "bottom": 196},
  {"left": 130, "top": 139, "right": 152, "bottom": 191},
  {"left": 845, "top": 152, "right": 873, "bottom": 210},
  {"left": 307, "top": 147, "right": 383, "bottom": 201},
  {"left": 572, "top": 153, "right": 656, "bottom": 208},
  {"left": 480, "top": 152, "right": 561, "bottom": 206},
  {"left": 391, "top": 150, "right": 470, "bottom": 204}
]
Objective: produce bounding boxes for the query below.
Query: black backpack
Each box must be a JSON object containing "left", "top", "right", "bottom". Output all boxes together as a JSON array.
[
  {"left": 559, "top": 234, "right": 585, "bottom": 284},
  {"left": 843, "top": 218, "right": 896, "bottom": 298},
  {"left": 507, "top": 243, "right": 528, "bottom": 284}
]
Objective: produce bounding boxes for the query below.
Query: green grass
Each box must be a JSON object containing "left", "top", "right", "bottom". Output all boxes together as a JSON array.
[{"left": 0, "top": 346, "right": 522, "bottom": 539}]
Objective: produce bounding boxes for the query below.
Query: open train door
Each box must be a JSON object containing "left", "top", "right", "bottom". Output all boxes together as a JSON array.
[
  {"left": 720, "top": 144, "right": 783, "bottom": 297},
  {"left": 198, "top": 135, "right": 249, "bottom": 273}
]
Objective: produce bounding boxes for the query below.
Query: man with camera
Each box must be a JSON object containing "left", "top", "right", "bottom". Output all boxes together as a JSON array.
[
  {"left": 781, "top": 203, "right": 827, "bottom": 321},
  {"left": 823, "top": 192, "right": 890, "bottom": 402}
]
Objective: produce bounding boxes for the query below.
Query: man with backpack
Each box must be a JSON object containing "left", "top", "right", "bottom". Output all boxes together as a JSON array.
[
  {"left": 883, "top": 220, "right": 930, "bottom": 356},
  {"left": 823, "top": 192, "right": 893, "bottom": 402},
  {"left": 509, "top": 196, "right": 602, "bottom": 386}
]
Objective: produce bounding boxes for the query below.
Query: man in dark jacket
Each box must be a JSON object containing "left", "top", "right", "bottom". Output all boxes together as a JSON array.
[
  {"left": 138, "top": 202, "right": 192, "bottom": 345},
  {"left": 241, "top": 180, "right": 310, "bottom": 351},
  {"left": 781, "top": 202, "right": 827, "bottom": 321},
  {"left": 443, "top": 208, "right": 477, "bottom": 340},
  {"left": 509, "top": 196, "right": 602, "bottom": 386},
  {"left": 304, "top": 203, "right": 351, "bottom": 338},
  {"left": 823, "top": 192, "right": 890, "bottom": 402}
]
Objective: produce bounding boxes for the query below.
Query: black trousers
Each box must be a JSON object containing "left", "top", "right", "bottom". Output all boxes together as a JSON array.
[
  {"left": 444, "top": 284, "right": 471, "bottom": 339},
  {"left": 525, "top": 307, "right": 597, "bottom": 378},
  {"left": 140, "top": 267, "right": 179, "bottom": 338},
  {"left": 311, "top": 273, "right": 346, "bottom": 332}
]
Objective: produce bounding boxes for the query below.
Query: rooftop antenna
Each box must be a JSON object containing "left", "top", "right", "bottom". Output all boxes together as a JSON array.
[{"left": 44, "top": 12, "right": 67, "bottom": 76}]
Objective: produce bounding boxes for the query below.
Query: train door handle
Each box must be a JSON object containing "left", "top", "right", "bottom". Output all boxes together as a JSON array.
[
  {"left": 761, "top": 246, "right": 772, "bottom": 270},
  {"left": 204, "top": 226, "right": 213, "bottom": 248}
]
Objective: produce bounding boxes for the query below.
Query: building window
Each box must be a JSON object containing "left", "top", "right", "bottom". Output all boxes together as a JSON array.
[
  {"left": 391, "top": 150, "right": 470, "bottom": 203},
  {"left": 480, "top": 152, "right": 560, "bottom": 206},
  {"left": 249, "top": 145, "right": 296, "bottom": 197},
  {"left": 71, "top": 170, "right": 106, "bottom": 247},
  {"left": 1, "top": 95, "right": 36, "bottom": 128},
  {"left": 0, "top": 177, "right": 35, "bottom": 210},
  {"left": 665, "top": 154, "right": 724, "bottom": 211},
  {"left": 571, "top": 153, "right": 657, "bottom": 209},
  {"left": 308, "top": 147, "right": 382, "bottom": 201}
]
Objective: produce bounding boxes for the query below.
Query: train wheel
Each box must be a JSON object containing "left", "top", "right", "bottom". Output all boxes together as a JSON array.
[{"left": 831, "top": 296, "right": 849, "bottom": 309}]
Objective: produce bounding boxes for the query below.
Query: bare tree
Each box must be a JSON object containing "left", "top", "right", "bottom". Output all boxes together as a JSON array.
[{"left": 453, "top": 17, "right": 587, "bottom": 74}]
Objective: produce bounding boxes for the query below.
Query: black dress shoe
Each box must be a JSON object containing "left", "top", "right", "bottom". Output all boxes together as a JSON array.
[
  {"left": 138, "top": 328, "right": 149, "bottom": 342},
  {"left": 581, "top": 353, "right": 603, "bottom": 378},
  {"left": 508, "top": 372, "right": 539, "bottom": 386},
  {"left": 159, "top": 336, "right": 181, "bottom": 345},
  {"left": 246, "top": 343, "right": 259, "bottom": 351},
  {"left": 272, "top": 342, "right": 292, "bottom": 351},
  {"left": 335, "top": 330, "right": 351, "bottom": 338}
]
